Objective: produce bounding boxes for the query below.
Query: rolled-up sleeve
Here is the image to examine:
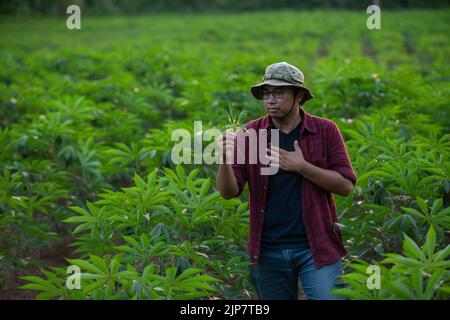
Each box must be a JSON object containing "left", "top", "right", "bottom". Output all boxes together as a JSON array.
[
  {"left": 326, "top": 122, "right": 357, "bottom": 185},
  {"left": 232, "top": 162, "right": 247, "bottom": 197}
]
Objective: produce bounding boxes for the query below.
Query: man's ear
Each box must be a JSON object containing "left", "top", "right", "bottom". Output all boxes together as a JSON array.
[{"left": 296, "top": 89, "right": 305, "bottom": 105}]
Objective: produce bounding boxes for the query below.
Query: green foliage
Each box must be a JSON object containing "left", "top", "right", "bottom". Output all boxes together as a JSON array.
[
  {"left": 2, "top": 0, "right": 448, "bottom": 16},
  {"left": 21, "top": 168, "right": 249, "bottom": 299},
  {"left": 1, "top": 9, "right": 449, "bottom": 299},
  {"left": 20, "top": 255, "right": 220, "bottom": 300},
  {"left": 332, "top": 226, "right": 449, "bottom": 299},
  {"left": 401, "top": 197, "right": 450, "bottom": 238},
  {"left": 20, "top": 267, "right": 85, "bottom": 300}
]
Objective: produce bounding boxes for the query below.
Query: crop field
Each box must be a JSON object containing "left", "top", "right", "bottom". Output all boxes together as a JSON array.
[{"left": 0, "top": 9, "right": 449, "bottom": 300}]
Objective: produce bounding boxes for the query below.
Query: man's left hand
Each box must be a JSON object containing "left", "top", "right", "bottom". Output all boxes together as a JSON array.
[{"left": 267, "top": 140, "right": 308, "bottom": 174}]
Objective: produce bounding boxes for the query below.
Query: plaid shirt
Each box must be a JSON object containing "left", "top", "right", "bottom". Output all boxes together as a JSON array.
[{"left": 232, "top": 107, "right": 357, "bottom": 268}]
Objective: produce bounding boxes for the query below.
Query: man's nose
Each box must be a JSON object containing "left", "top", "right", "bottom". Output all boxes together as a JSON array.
[{"left": 267, "top": 94, "right": 277, "bottom": 103}]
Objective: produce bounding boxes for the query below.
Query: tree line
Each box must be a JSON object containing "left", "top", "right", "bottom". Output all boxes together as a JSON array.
[{"left": 1, "top": 0, "right": 449, "bottom": 16}]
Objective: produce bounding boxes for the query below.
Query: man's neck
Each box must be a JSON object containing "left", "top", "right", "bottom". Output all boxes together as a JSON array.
[{"left": 270, "top": 108, "right": 302, "bottom": 134}]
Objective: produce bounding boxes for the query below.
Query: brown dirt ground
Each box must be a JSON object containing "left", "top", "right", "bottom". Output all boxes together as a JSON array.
[{"left": 0, "top": 236, "right": 77, "bottom": 300}]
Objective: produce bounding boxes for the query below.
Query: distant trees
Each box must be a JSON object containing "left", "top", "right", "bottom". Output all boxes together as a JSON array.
[{"left": 1, "top": 0, "right": 449, "bottom": 16}]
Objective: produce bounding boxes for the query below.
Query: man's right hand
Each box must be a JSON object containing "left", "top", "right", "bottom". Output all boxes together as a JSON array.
[
  {"left": 216, "top": 129, "right": 242, "bottom": 199},
  {"left": 217, "top": 130, "right": 237, "bottom": 164}
]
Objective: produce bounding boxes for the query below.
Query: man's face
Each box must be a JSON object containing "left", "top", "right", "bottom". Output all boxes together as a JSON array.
[{"left": 262, "top": 85, "right": 302, "bottom": 119}]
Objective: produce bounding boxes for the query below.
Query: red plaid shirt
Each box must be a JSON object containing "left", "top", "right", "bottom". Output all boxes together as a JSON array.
[{"left": 232, "top": 107, "right": 357, "bottom": 268}]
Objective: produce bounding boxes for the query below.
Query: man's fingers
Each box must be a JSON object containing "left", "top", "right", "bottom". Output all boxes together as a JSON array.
[
  {"left": 270, "top": 145, "right": 280, "bottom": 152},
  {"left": 217, "top": 132, "right": 236, "bottom": 147},
  {"left": 218, "top": 143, "right": 235, "bottom": 162},
  {"left": 266, "top": 155, "right": 279, "bottom": 163},
  {"left": 217, "top": 137, "right": 234, "bottom": 149},
  {"left": 270, "top": 146, "right": 287, "bottom": 156},
  {"left": 267, "top": 148, "right": 281, "bottom": 158},
  {"left": 266, "top": 147, "right": 278, "bottom": 154}
]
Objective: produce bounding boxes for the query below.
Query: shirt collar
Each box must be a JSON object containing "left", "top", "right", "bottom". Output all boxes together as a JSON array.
[{"left": 259, "top": 107, "right": 318, "bottom": 134}]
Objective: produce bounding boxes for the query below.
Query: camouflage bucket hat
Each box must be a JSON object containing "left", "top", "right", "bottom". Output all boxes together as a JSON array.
[{"left": 251, "top": 61, "right": 314, "bottom": 104}]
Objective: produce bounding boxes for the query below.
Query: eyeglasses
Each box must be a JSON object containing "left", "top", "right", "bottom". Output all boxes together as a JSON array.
[{"left": 262, "top": 88, "right": 285, "bottom": 100}]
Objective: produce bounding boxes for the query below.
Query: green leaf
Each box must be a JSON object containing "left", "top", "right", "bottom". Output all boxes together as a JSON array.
[
  {"left": 330, "top": 288, "right": 363, "bottom": 299},
  {"left": 430, "top": 199, "right": 443, "bottom": 215},
  {"left": 115, "top": 245, "right": 136, "bottom": 254},
  {"left": 110, "top": 256, "right": 121, "bottom": 274},
  {"left": 341, "top": 273, "right": 368, "bottom": 282},
  {"left": 416, "top": 197, "right": 429, "bottom": 216},
  {"left": 173, "top": 292, "right": 210, "bottom": 300},
  {"left": 123, "top": 235, "right": 141, "bottom": 251},
  {"left": 67, "top": 259, "right": 104, "bottom": 275},
  {"left": 72, "top": 223, "right": 92, "bottom": 234},
  {"left": 20, "top": 283, "right": 50, "bottom": 291},
  {"left": 68, "top": 206, "right": 90, "bottom": 216},
  {"left": 83, "top": 279, "right": 106, "bottom": 293},
  {"left": 423, "top": 225, "right": 436, "bottom": 259},
  {"left": 424, "top": 269, "right": 444, "bottom": 299},
  {"left": 401, "top": 207, "right": 425, "bottom": 220},
  {"left": 410, "top": 269, "right": 423, "bottom": 297},
  {"left": 20, "top": 276, "right": 58, "bottom": 290},
  {"left": 403, "top": 233, "right": 425, "bottom": 260},
  {"left": 389, "top": 279, "right": 416, "bottom": 299},
  {"left": 63, "top": 216, "right": 96, "bottom": 223},
  {"left": 432, "top": 245, "right": 450, "bottom": 263},
  {"left": 89, "top": 255, "right": 110, "bottom": 273}
]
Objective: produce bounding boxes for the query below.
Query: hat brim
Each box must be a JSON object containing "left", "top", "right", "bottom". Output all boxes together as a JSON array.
[{"left": 251, "top": 80, "right": 314, "bottom": 104}]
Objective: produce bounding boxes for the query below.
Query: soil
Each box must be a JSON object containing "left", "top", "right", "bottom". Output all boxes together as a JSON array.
[{"left": 0, "top": 236, "right": 77, "bottom": 300}]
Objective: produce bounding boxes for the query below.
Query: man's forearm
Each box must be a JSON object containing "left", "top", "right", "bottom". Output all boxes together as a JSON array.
[
  {"left": 297, "top": 161, "right": 353, "bottom": 196},
  {"left": 216, "top": 164, "right": 239, "bottom": 199}
]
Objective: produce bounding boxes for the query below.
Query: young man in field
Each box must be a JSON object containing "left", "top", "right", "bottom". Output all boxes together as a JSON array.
[{"left": 216, "top": 62, "right": 357, "bottom": 300}]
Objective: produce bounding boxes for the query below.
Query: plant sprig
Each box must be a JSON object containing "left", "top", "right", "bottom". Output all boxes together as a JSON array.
[{"left": 223, "top": 104, "right": 247, "bottom": 132}]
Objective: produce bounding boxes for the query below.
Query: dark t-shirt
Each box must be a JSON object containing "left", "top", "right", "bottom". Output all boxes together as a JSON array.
[{"left": 261, "top": 120, "right": 309, "bottom": 250}]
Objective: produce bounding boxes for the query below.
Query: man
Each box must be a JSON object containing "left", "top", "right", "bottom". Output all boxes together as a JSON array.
[{"left": 216, "top": 62, "right": 357, "bottom": 300}]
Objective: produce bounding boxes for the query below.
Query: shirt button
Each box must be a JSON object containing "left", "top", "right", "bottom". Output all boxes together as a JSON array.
[{"left": 260, "top": 209, "right": 264, "bottom": 213}]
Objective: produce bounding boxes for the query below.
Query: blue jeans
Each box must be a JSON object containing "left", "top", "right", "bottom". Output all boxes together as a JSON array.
[{"left": 250, "top": 247, "right": 345, "bottom": 300}]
